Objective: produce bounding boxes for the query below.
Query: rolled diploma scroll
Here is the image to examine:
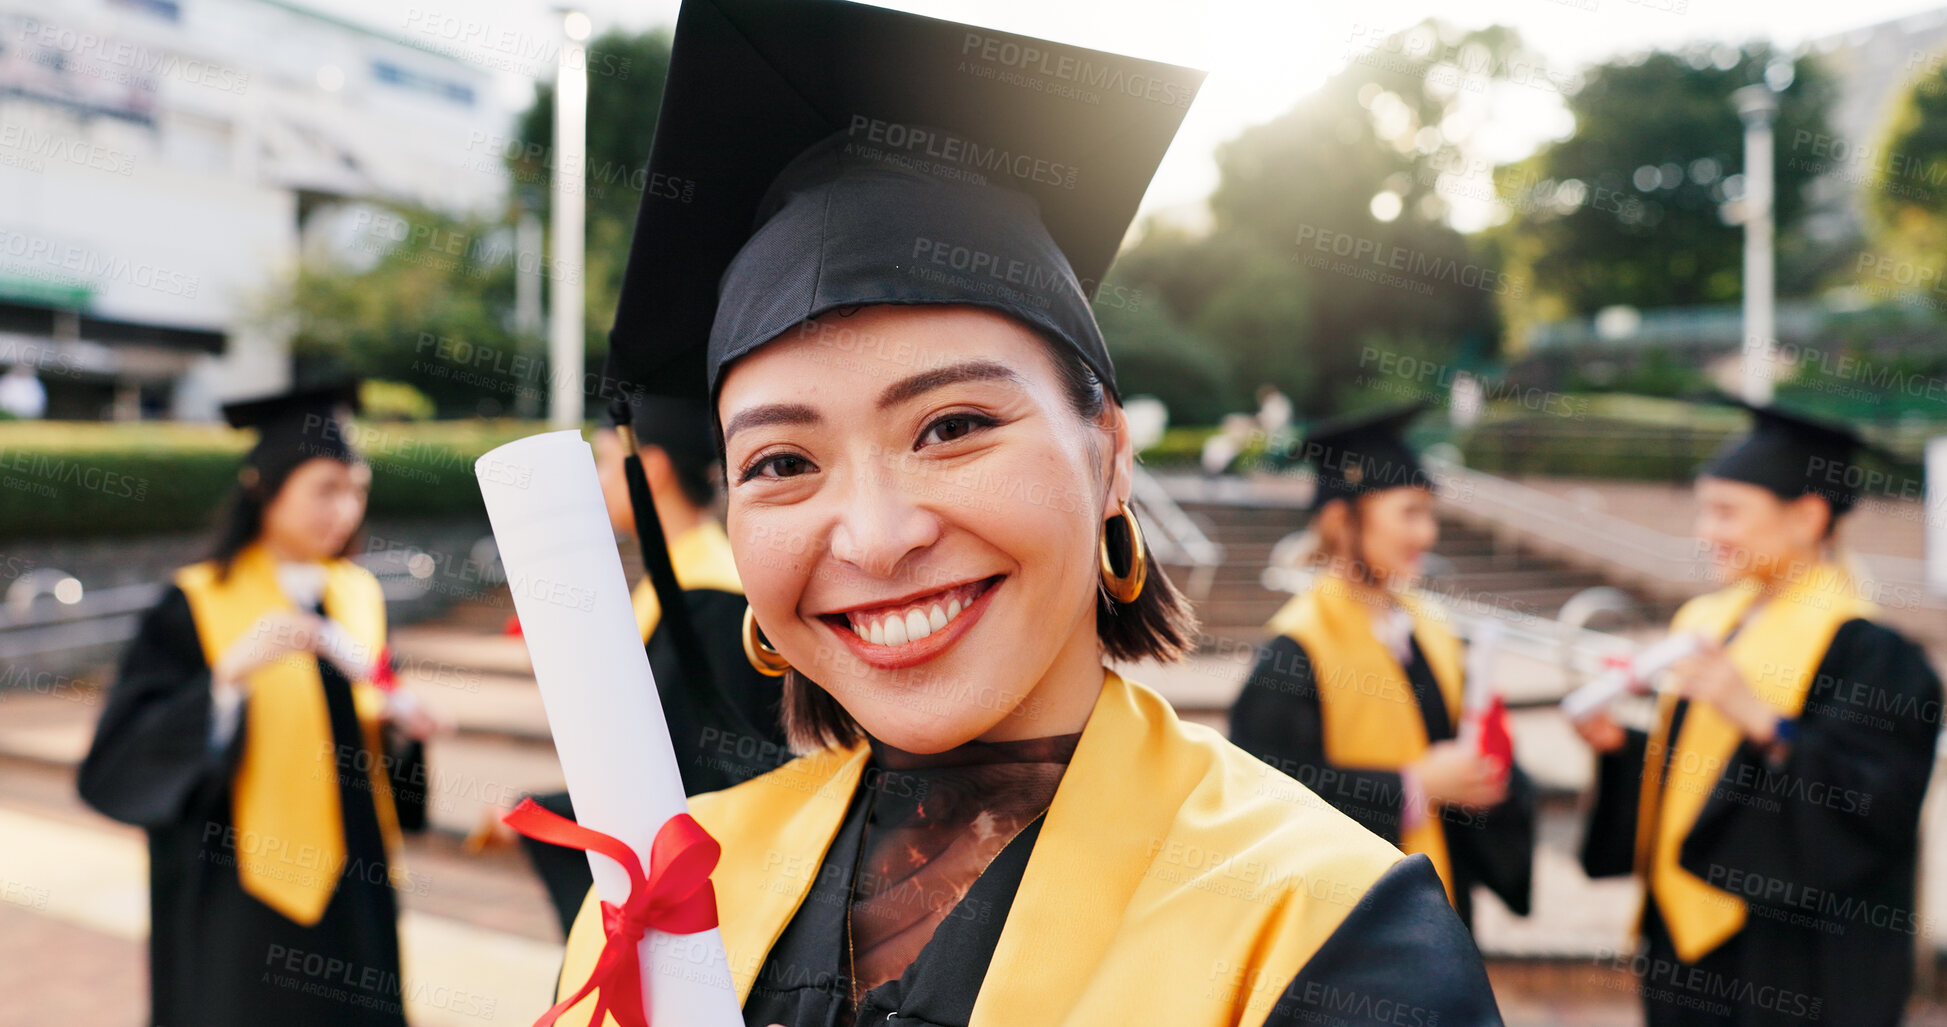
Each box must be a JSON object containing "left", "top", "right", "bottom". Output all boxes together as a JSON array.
[
  {"left": 1463, "top": 619, "right": 1504, "bottom": 714},
  {"left": 1560, "top": 632, "right": 1704, "bottom": 723},
  {"left": 475, "top": 431, "right": 742, "bottom": 1025}
]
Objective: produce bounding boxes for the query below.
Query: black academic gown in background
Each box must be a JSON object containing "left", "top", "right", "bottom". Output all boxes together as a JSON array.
[
  {"left": 520, "top": 585, "right": 791, "bottom": 936},
  {"left": 1228, "top": 634, "right": 1536, "bottom": 927},
  {"left": 1581, "top": 619, "right": 1942, "bottom": 1027},
  {"left": 742, "top": 754, "right": 1504, "bottom": 1027},
  {"left": 78, "top": 586, "right": 408, "bottom": 1027}
]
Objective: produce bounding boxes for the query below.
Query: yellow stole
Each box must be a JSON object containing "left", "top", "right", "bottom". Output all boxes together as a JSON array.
[
  {"left": 555, "top": 672, "right": 1405, "bottom": 1026},
  {"left": 175, "top": 542, "right": 402, "bottom": 925},
  {"left": 1266, "top": 578, "right": 1466, "bottom": 902},
  {"left": 628, "top": 521, "right": 744, "bottom": 642},
  {"left": 1636, "top": 563, "right": 1875, "bottom": 963}
]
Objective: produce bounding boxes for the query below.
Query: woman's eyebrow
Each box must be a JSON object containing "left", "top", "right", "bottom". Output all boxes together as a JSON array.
[
  {"left": 722, "top": 402, "right": 820, "bottom": 442},
  {"left": 877, "top": 360, "right": 1024, "bottom": 410}
]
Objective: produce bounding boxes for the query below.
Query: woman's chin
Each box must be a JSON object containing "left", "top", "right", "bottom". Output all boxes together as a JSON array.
[{"left": 842, "top": 700, "right": 1003, "bottom": 755}]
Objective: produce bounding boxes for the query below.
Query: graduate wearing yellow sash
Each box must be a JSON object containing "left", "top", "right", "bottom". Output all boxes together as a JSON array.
[
  {"left": 1230, "top": 403, "right": 1535, "bottom": 928},
  {"left": 548, "top": 2, "right": 1503, "bottom": 1023},
  {"left": 80, "top": 382, "right": 438, "bottom": 1027},
  {"left": 1576, "top": 401, "right": 1941, "bottom": 1027}
]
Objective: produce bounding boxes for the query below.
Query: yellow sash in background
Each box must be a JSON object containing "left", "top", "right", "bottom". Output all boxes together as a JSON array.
[
  {"left": 1636, "top": 565, "right": 1874, "bottom": 963},
  {"left": 628, "top": 521, "right": 744, "bottom": 642},
  {"left": 176, "top": 542, "right": 400, "bottom": 925},
  {"left": 1268, "top": 579, "right": 1466, "bottom": 901}
]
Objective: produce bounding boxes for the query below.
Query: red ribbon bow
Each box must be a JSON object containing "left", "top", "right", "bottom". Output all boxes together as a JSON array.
[{"left": 502, "top": 798, "right": 722, "bottom": 1027}]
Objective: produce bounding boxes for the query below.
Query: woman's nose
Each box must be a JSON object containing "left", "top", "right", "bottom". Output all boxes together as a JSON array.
[{"left": 828, "top": 471, "right": 942, "bottom": 579}]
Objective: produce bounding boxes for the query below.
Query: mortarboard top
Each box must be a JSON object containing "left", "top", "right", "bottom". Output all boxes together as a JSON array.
[
  {"left": 219, "top": 379, "right": 361, "bottom": 431},
  {"left": 219, "top": 379, "right": 361, "bottom": 472},
  {"left": 1297, "top": 401, "right": 1433, "bottom": 512},
  {"left": 1700, "top": 396, "right": 1875, "bottom": 516},
  {"left": 601, "top": 0, "right": 1204, "bottom": 411}
]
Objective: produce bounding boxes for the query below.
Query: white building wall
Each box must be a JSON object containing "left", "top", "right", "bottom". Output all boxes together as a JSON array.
[{"left": 0, "top": 0, "right": 516, "bottom": 417}]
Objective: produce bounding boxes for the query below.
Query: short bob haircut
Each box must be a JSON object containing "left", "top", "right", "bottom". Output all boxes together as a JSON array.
[{"left": 722, "top": 316, "right": 1199, "bottom": 753}]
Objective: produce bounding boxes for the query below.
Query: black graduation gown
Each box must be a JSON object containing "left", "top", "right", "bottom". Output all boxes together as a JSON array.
[
  {"left": 520, "top": 586, "right": 791, "bottom": 937},
  {"left": 1580, "top": 619, "right": 1943, "bottom": 1027},
  {"left": 1228, "top": 634, "right": 1537, "bottom": 926},
  {"left": 742, "top": 758, "right": 1505, "bottom": 1027},
  {"left": 77, "top": 585, "right": 408, "bottom": 1027}
]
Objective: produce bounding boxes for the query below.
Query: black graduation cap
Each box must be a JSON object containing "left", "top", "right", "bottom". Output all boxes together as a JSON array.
[
  {"left": 1297, "top": 401, "right": 1433, "bottom": 512},
  {"left": 220, "top": 379, "right": 361, "bottom": 474},
  {"left": 1700, "top": 398, "right": 1876, "bottom": 517},
  {"left": 601, "top": 0, "right": 1205, "bottom": 407}
]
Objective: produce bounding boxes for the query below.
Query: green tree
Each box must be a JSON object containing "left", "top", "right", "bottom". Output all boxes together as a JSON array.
[
  {"left": 1866, "top": 57, "right": 1947, "bottom": 277},
  {"left": 1113, "top": 19, "right": 1519, "bottom": 417},
  {"left": 1496, "top": 46, "right": 1834, "bottom": 333},
  {"left": 283, "top": 203, "right": 528, "bottom": 418}
]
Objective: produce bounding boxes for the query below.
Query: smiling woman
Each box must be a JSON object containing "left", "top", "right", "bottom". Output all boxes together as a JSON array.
[{"left": 549, "top": 1, "right": 1505, "bottom": 1025}]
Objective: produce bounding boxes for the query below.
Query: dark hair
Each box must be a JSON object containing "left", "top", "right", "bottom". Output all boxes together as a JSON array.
[
  {"left": 646, "top": 441, "right": 721, "bottom": 509},
  {"left": 207, "top": 448, "right": 365, "bottom": 579},
  {"left": 778, "top": 324, "right": 1199, "bottom": 752}
]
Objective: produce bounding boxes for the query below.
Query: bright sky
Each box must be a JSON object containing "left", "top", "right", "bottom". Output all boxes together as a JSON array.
[{"left": 334, "top": 0, "right": 1947, "bottom": 225}]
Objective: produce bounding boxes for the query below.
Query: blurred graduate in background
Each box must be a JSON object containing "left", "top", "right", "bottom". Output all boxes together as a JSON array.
[
  {"left": 1229, "top": 402, "right": 1535, "bottom": 929},
  {"left": 79, "top": 381, "right": 440, "bottom": 1027},
  {"left": 1575, "top": 401, "right": 1942, "bottom": 1027}
]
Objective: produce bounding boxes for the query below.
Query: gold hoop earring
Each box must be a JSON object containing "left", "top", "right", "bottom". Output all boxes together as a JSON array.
[
  {"left": 1099, "top": 498, "right": 1148, "bottom": 604},
  {"left": 742, "top": 606, "right": 792, "bottom": 677}
]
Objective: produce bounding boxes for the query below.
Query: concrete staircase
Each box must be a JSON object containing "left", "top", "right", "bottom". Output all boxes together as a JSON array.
[{"left": 1171, "top": 493, "right": 1670, "bottom": 649}]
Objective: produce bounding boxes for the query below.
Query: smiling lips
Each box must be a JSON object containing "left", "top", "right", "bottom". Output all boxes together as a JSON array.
[{"left": 835, "top": 578, "right": 995, "bottom": 647}]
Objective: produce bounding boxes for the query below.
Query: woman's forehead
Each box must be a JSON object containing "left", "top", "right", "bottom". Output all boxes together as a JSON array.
[{"left": 718, "top": 305, "right": 1055, "bottom": 406}]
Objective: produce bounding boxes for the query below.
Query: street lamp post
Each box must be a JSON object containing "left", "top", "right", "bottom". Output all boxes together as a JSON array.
[
  {"left": 549, "top": 9, "right": 591, "bottom": 428},
  {"left": 1733, "top": 83, "right": 1779, "bottom": 405}
]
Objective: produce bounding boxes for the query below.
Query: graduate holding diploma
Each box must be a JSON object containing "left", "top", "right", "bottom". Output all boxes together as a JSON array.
[
  {"left": 1575, "top": 400, "right": 1942, "bottom": 1027},
  {"left": 1228, "top": 403, "right": 1536, "bottom": 929},
  {"left": 79, "top": 382, "right": 437, "bottom": 1027},
  {"left": 547, "top": 1, "right": 1505, "bottom": 1024}
]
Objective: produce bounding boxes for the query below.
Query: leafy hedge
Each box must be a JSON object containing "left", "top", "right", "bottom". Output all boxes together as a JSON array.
[{"left": 0, "top": 421, "right": 544, "bottom": 538}]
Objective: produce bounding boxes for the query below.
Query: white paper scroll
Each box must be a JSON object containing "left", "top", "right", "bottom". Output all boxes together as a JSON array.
[
  {"left": 1559, "top": 631, "right": 1704, "bottom": 723},
  {"left": 475, "top": 430, "right": 742, "bottom": 1026},
  {"left": 1462, "top": 619, "right": 1504, "bottom": 715}
]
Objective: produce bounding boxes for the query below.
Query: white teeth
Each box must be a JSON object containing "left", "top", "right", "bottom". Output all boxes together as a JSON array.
[{"left": 845, "top": 584, "right": 986, "bottom": 646}]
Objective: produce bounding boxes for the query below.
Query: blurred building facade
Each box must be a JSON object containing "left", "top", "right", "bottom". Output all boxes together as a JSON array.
[{"left": 0, "top": 0, "right": 514, "bottom": 419}]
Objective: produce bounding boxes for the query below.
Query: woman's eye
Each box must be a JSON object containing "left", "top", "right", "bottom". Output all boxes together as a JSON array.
[
  {"left": 745, "top": 452, "right": 814, "bottom": 481},
  {"left": 919, "top": 414, "right": 991, "bottom": 447}
]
